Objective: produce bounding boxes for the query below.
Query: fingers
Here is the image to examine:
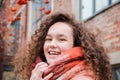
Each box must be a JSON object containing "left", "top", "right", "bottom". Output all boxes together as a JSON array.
[
  {"left": 30, "top": 62, "right": 51, "bottom": 80},
  {"left": 34, "top": 62, "right": 48, "bottom": 71},
  {"left": 43, "top": 73, "right": 53, "bottom": 80}
]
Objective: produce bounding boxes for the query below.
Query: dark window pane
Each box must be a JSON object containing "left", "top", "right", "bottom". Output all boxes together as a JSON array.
[{"left": 112, "top": 64, "right": 120, "bottom": 80}]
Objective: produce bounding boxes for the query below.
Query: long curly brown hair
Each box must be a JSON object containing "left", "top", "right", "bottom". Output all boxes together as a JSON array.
[{"left": 13, "top": 12, "right": 112, "bottom": 80}]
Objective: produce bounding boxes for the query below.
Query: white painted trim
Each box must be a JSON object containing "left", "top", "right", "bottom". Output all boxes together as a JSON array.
[
  {"left": 51, "top": 0, "right": 54, "bottom": 11},
  {"left": 71, "top": 0, "right": 80, "bottom": 20},
  {"left": 13, "top": 5, "right": 26, "bottom": 19},
  {"left": 27, "top": 1, "right": 33, "bottom": 41},
  {"left": 7, "top": 5, "right": 26, "bottom": 28},
  {"left": 109, "top": 51, "right": 120, "bottom": 65}
]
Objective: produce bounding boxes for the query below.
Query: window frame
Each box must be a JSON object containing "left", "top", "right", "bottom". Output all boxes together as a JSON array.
[
  {"left": 80, "top": 0, "right": 120, "bottom": 21},
  {"left": 112, "top": 64, "right": 120, "bottom": 80}
]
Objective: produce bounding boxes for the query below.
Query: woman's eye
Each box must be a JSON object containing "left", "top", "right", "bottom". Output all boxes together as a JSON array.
[
  {"left": 59, "top": 38, "right": 66, "bottom": 41},
  {"left": 45, "top": 38, "right": 52, "bottom": 41}
]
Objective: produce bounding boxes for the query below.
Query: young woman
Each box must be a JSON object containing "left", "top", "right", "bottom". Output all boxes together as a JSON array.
[{"left": 13, "top": 12, "right": 112, "bottom": 80}]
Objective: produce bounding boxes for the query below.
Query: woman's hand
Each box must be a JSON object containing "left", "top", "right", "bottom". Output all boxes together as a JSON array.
[{"left": 30, "top": 62, "right": 53, "bottom": 80}]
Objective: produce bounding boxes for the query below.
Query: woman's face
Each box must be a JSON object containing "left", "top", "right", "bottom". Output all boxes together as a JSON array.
[{"left": 44, "top": 22, "right": 74, "bottom": 64}]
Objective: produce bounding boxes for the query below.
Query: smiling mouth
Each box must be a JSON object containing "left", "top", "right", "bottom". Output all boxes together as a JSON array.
[{"left": 48, "top": 51, "right": 61, "bottom": 55}]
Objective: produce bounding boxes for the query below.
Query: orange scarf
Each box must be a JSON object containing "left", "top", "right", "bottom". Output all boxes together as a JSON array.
[{"left": 30, "top": 47, "right": 85, "bottom": 80}]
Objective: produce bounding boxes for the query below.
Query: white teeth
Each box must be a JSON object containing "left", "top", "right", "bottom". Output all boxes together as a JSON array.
[{"left": 49, "top": 51, "right": 60, "bottom": 55}]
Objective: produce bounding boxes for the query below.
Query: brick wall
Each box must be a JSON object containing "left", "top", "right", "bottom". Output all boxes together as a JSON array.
[
  {"left": 53, "top": 1, "right": 120, "bottom": 64},
  {"left": 85, "top": 3, "right": 120, "bottom": 64}
]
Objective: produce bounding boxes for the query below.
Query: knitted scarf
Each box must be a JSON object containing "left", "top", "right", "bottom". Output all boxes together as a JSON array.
[{"left": 30, "top": 47, "right": 85, "bottom": 80}]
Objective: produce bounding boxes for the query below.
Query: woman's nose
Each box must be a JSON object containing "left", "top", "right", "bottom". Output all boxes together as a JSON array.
[{"left": 49, "top": 39, "right": 57, "bottom": 48}]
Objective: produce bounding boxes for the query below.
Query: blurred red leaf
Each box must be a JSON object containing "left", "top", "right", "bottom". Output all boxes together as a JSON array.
[
  {"left": 45, "top": 0, "right": 49, "bottom": 4},
  {"left": 40, "top": 7, "right": 45, "bottom": 11},
  {"left": 11, "top": 7, "right": 17, "bottom": 12},
  {"left": 45, "top": 10, "right": 51, "bottom": 15}
]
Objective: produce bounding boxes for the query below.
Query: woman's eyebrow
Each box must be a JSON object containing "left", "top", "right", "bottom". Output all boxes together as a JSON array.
[
  {"left": 47, "top": 33, "right": 67, "bottom": 37},
  {"left": 46, "top": 34, "right": 51, "bottom": 37},
  {"left": 57, "top": 34, "right": 67, "bottom": 37}
]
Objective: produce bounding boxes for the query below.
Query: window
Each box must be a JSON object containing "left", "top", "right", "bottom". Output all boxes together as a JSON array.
[
  {"left": 112, "top": 0, "right": 120, "bottom": 4},
  {"left": 80, "top": 0, "right": 120, "bottom": 20},
  {"left": 32, "top": 0, "right": 52, "bottom": 32},
  {"left": 3, "top": 65, "right": 16, "bottom": 80},
  {"left": 96, "top": 0, "right": 109, "bottom": 12},
  {"left": 112, "top": 64, "right": 120, "bottom": 80},
  {"left": 32, "top": 0, "right": 45, "bottom": 32},
  {"left": 81, "top": 0, "right": 93, "bottom": 20},
  {"left": 8, "top": 20, "right": 20, "bottom": 56}
]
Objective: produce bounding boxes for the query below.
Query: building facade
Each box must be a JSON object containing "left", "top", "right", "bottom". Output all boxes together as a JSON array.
[{"left": 0, "top": 0, "right": 120, "bottom": 80}]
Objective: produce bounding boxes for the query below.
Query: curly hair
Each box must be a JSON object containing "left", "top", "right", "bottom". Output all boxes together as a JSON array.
[{"left": 13, "top": 12, "right": 112, "bottom": 80}]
